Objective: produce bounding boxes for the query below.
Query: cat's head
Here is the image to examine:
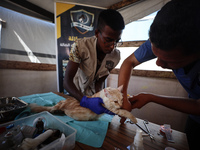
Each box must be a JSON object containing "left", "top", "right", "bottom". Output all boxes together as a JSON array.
[{"left": 103, "top": 85, "right": 123, "bottom": 106}]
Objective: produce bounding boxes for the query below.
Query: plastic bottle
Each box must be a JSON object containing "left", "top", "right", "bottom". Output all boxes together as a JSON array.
[
  {"left": 133, "top": 129, "right": 144, "bottom": 150},
  {"left": 12, "top": 125, "right": 24, "bottom": 146}
]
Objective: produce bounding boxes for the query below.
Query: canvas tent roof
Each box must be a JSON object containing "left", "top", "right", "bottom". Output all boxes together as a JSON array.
[{"left": 1, "top": 0, "right": 170, "bottom": 24}]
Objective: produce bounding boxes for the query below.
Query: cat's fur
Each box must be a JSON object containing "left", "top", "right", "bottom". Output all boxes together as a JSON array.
[{"left": 29, "top": 86, "right": 137, "bottom": 123}]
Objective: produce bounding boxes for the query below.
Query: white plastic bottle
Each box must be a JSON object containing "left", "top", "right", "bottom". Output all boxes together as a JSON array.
[
  {"left": 127, "top": 129, "right": 145, "bottom": 150},
  {"left": 133, "top": 129, "right": 144, "bottom": 150}
]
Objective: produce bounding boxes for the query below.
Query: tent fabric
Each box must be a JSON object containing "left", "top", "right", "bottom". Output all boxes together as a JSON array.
[
  {"left": 0, "top": 7, "right": 56, "bottom": 64},
  {"left": 119, "top": 0, "right": 170, "bottom": 25}
]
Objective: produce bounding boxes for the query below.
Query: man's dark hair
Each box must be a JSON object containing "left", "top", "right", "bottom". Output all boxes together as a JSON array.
[
  {"left": 149, "top": 0, "right": 200, "bottom": 55},
  {"left": 97, "top": 9, "right": 125, "bottom": 31}
]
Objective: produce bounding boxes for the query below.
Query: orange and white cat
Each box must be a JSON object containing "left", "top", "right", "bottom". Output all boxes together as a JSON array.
[{"left": 29, "top": 86, "right": 137, "bottom": 123}]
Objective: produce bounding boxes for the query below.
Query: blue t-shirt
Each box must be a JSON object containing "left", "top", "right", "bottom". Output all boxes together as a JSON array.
[
  {"left": 134, "top": 39, "right": 200, "bottom": 123},
  {"left": 134, "top": 39, "right": 156, "bottom": 63}
]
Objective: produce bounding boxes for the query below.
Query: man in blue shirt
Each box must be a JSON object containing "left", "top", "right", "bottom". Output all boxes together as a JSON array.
[{"left": 118, "top": 0, "right": 200, "bottom": 149}]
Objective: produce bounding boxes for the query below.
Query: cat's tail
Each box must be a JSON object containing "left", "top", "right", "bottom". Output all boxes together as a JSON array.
[{"left": 29, "top": 103, "right": 54, "bottom": 113}]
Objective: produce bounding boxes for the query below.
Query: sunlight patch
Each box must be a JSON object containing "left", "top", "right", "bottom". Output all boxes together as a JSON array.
[{"left": 14, "top": 30, "right": 40, "bottom": 63}]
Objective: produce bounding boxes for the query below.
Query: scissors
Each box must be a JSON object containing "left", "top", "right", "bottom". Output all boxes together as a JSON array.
[{"left": 126, "top": 119, "right": 155, "bottom": 141}]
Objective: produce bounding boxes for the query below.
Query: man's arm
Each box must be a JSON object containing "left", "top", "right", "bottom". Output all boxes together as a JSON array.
[
  {"left": 130, "top": 93, "right": 200, "bottom": 115},
  {"left": 118, "top": 52, "right": 141, "bottom": 94},
  {"left": 63, "top": 60, "right": 115, "bottom": 115},
  {"left": 118, "top": 53, "right": 140, "bottom": 123},
  {"left": 118, "top": 40, "right": 154, "bottom": 123},
  {"left": 63, "top": 60, "right": 83, "bottom": 101}
]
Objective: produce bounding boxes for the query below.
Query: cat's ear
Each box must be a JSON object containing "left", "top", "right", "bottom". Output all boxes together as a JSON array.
[
  {"left": 117, "top": 85, "right": 123, "bottom": 92},
  {"left": 104, "top": 88, "right": 110, "bottom": 97}
]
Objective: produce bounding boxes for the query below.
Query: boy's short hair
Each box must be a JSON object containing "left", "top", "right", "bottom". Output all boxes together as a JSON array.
[
  {"left": 97, "top": 9, "right": 125, "bottom": 32},
  {"left": 149, "top": 0, "right": 200, "bottom": 55}
]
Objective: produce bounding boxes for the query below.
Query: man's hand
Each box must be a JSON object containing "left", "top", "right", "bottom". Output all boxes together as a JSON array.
[
  {"left": 120, "top": 94, "right": 132, "bottom": 124},
  {"left": 129, "top": 93, "right": 150, "bottom": 109},
  {"left": 80, "top": 96, "right": 115, "bottom": 115}
]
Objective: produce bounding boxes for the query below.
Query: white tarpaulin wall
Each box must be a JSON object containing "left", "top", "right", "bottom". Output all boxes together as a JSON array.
[
  {"left": 119, "top": 0, "right": 170, "bottom": 25},
  {"left": 0, "top": 7, "right": 56, "bottom": 64},
  {"left": 0, "top": 0, "right": 171, "bottom": 64}
]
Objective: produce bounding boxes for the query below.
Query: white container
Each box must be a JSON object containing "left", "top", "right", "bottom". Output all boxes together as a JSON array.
[
  {"left": 127, "top": 129, "right": 145, "bottom": 150},
  {"left": 133, "top": 129, "right": 144, "bottom": 150},
  {"left": 0, "top": 111, "right": 77, "bottom": 150}
]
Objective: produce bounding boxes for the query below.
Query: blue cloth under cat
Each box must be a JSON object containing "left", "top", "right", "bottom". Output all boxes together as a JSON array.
[{"left": 16, "top": 92, "right": 114, "bottom": 148}]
